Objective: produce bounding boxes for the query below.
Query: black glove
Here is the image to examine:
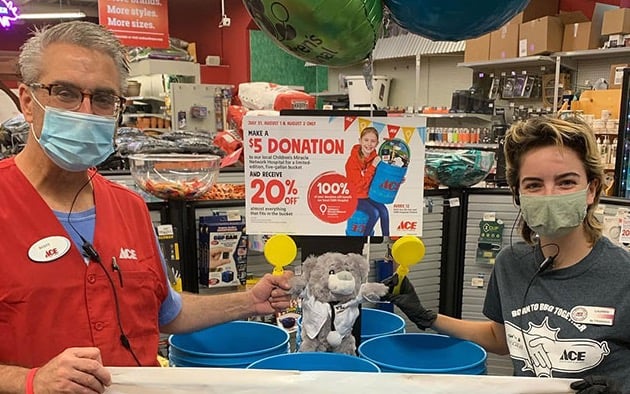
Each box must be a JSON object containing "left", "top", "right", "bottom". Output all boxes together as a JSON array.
[
  {"left": 570, "top": 375, "right": 622, "bottom": 394},
  {"left": 381, "top": 273, "right": 437, "bottom": 330}
]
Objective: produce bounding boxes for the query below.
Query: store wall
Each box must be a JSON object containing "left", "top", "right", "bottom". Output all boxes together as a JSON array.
[
  {"left": 167, "top": 0, "right": 250, "bottom": 88},
  {"left": 327, "top": 55, "right": 473, "bottom": 109},
  {"left": 249, "top": 30, "right": 328, "bottom": 93}
]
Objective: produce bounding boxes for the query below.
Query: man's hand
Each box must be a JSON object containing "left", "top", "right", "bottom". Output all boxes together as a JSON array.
[
  {"left": 35, "top": 347, "right": 111, "bottom": 393},
  {"left": 570, "top": 376, "right": 622, "bottom": 394},
  {"left": 381, "top": 273, "right": 437, "bottom": 330},
  {"left": 249, "top": 271, "right": 294, "bottom": 316}
]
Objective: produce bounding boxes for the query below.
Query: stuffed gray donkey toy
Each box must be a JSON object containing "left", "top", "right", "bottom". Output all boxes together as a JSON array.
[{"left": 288, "top": 252, "right": 388, "bottom": 355}]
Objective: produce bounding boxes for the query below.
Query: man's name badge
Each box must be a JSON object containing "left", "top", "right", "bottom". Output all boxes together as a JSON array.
[{"left": 28, "top": 236, "right": 71, "bottom": 263}]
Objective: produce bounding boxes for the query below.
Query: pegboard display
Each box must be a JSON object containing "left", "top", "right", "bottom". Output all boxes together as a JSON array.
[
  {"left": 463, "top": 192, "right": 519, "bottom": 376},
  {"left": 573, "top": 56, "right": 627, "bottom": 91},
  {"left": 170, "top": 82, "right": 232, "bottom": 134}
]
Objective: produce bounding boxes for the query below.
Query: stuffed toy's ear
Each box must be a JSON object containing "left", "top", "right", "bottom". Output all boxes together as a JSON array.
[
  {"left": 302, "top": 254, "right": 318, "bottom": 282},
  {"left": 287, "top": 275, "right": 307, "bottom": 296},
  {"left": 346, "top": 253, "right": 369, "bottom": 282}
]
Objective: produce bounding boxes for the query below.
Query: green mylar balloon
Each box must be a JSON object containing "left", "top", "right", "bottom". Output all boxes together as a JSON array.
[{"left": 242, "top": 0, "right": 383, "bottom": 67}]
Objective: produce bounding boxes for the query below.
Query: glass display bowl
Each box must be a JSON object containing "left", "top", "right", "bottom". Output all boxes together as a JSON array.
[
  {"left": 128, "top": 153, "right": 221, "bottom": 200},
  {"left": 425, "top": 149, "right": 495, "bottom": 188}
]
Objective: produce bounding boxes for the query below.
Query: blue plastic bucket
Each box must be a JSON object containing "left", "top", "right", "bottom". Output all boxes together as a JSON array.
[
  {"left": 168, "top": 321, "right": 290, "bottom": 368},
  {"left": 247, "top": 352, "right": 381, "bottom": 372},
  {"left": 360, "top": 308, "right": 406, "bottom": 341},
  {"left": 296, "top": 308, "right": 405, "bottom": 350},
  {"left": 346, "top": 210, "right": 372, "bottom": 236},
  {"left": 358, "top": 333, "right": 487, "bottom": 375},
  {"left": 368, "top": 162, "right": 407, "bottom": 204}
]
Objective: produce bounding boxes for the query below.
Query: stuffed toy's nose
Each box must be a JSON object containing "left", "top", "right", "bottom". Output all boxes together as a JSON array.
[{"left": 328, "top": 270, "right": 355, "bottom": 295}]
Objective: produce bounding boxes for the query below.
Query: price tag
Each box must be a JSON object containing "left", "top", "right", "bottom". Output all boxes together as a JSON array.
[
  {"left": 448, "top": 198, "right": 460, "bottom": 207},
  {"left": 482, "top": 212, "right": 496, "bottom": 222},
  {"left": 471, "top": 277, "right": 484, "bottom": 288},
  {"left": 620, "top": 216, "right": 630, "bottom": 244}
]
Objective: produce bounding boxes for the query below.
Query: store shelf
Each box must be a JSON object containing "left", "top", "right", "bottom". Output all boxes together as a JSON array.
[
  {"left": 129, "top": 59, "right": 200, "bottom": 80},
  {"left": 426, "top": 143, "right": 499, "bottom": 151},
  {"left": 0, "top": 50, "right": 19, "bottom": 81},
  {"left": 458, "top": 55, "right": 558, "bottom": 70},
  {"left": 555, "top": 46, "right": 630, "bottom": 61},
  {"left": 123, "top": 113, "right": 170, "bottom": 119},
  {"left": 419, "top": 113, "right": 492, "bottom": 122},
  {"left": 126, "top": 96, "right": 166, "bottom": 103},
  {"left": 312, "top": 92, "right": 349, "bottom": 98}
]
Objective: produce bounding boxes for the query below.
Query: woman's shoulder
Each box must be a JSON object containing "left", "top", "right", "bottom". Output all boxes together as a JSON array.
[
  {"left": 595, "top": 236, "right": 630, "bottom": 259},
  {"left": 494, "top": 242, "right": 533, "bottom": 268}
]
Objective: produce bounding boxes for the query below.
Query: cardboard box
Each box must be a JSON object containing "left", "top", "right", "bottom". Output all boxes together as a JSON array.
[
  {"left": 610, "top": 63, "right": 630, "bottom": 89},
  {"left": 519, "top": 16, "right": 564, "bottom": 56},
  {"left": 602, "top": 8, "right": 630, "bottom": 35},
  {"left": 198, "top": 211, "right": 248, "bottom": 288},
  {"left": 489, "top": 23, "right": 519, "bottom": 60},
  {"left": 560, "top": 8, "right": 607, "bottom": 51},
  {"left": 464, "top": 34, "right": 490, "bottom": 63},
  {"left": 511, "top": 0, "right": 559, "bottom": 24},
  {"left": 563, "top": 21, "right": 601, "bottom": 51}
]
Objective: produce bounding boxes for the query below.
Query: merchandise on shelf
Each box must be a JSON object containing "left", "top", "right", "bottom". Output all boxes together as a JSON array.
[{"left": 198, "top": 212, "right": 248, "bottom": 288}]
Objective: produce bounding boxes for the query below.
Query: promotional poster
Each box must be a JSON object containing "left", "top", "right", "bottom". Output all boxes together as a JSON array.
[{"left": 244, "top": 115, "right": 426, "bottom": 236}]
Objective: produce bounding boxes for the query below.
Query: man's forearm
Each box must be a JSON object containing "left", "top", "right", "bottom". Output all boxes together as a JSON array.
[
  {"left": 160, "top": 291, "right": 254, "bottom": 334},
  {"left": 0, "top": 365, "right": 30, "bottom": 394}
]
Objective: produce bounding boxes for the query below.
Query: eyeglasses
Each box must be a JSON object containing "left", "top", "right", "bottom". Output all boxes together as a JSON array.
[{"left": 29, "top": 83, "right": 126, "bottom": 117}]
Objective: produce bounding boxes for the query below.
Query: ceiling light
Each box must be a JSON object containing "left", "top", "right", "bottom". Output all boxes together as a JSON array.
[{"left": 18, "top": 11, "right": 86, "bottom": 20}]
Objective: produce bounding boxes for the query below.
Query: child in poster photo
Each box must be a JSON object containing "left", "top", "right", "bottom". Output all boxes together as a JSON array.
[{"left": 345, "top": 126, "right": 390, "bottom": 236}]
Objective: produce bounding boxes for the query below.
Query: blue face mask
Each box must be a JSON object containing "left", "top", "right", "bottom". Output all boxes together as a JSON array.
[{"left": 32, "top": 106, "right": 116, "bottom": 172}]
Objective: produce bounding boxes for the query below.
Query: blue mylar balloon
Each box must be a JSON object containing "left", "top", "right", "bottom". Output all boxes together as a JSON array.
[{"left": 384, "top": 0, "right": 531, "bottom": 41}]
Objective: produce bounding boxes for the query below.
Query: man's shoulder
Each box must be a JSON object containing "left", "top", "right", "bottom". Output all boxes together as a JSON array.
[
  {"left": 0, "top": 157, "right": 16, "bottom": 170},
  {"left": 92, "top": 173, "right": 147, "bottom": 205}
]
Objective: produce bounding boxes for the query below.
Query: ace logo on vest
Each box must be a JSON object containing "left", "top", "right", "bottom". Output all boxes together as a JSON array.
[{"left": 119, "top": 247, "right": 138, "bottom": 260}]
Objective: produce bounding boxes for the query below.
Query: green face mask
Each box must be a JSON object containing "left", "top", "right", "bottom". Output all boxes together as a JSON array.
[{"left": 519, "top": 187, "right": 589, "bottom": 239}]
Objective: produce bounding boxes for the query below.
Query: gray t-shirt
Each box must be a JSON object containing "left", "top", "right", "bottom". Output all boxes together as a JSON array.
[{"left": 484, "top": 236, "right": 630, "bottom": 390}]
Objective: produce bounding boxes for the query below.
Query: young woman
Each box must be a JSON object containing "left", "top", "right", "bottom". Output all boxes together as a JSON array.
[
  {"left": 345, "top": 126, "right": 390, "bottom": 236},
  {"left": 385, "top": 117, "right": 630, "bottom": 393}
]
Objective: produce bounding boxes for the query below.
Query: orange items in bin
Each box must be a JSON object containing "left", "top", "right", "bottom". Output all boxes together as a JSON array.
[
  {"left": 200, "top": 183, "right": 245, "bottom": 200},
  {"left": 421, "top": 106, "right": 449, "bottom": 114},
  {"left": 142, "top": 178, "right": 209, "bottom": 200}
]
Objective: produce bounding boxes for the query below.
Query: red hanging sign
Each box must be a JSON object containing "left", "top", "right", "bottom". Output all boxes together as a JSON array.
[{"left": 98, "top": 0, "right": 169, "bottom": 48}]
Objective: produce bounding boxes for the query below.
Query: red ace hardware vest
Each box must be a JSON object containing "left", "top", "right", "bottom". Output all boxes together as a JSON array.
[{"left": 0, "top": 158, "right": 167, "bottom": 367}]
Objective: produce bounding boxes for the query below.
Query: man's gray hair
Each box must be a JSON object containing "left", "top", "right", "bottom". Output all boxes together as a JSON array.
[{"left": 18, "top": 21, "right": 130, "bottom": 93}]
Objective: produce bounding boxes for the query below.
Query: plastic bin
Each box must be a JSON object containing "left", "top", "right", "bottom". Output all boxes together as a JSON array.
[
  {"left": 358, "top": 333, "right": 487, "bottom": 374},
  {"left": 168, "top": 321, "right": 290, "bottom": 368},
  {"left": 247, "top": 352, "right": 381, "bottom": 372},
  {"left": 346, "top": 75, "right": 391, "bottom": 110}
]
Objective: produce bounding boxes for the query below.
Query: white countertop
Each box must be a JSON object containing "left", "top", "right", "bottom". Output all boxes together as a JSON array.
[{"left": 107, "top": 367, "right": 576, "bottom": 393}]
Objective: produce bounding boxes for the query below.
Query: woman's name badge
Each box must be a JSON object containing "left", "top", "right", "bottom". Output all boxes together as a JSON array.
[
  {"left": 570, "top": 306, "right": 616, "bottom": 326},
  {"left": 28, "top": 236, "right": 71, "bottom": 263}
]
